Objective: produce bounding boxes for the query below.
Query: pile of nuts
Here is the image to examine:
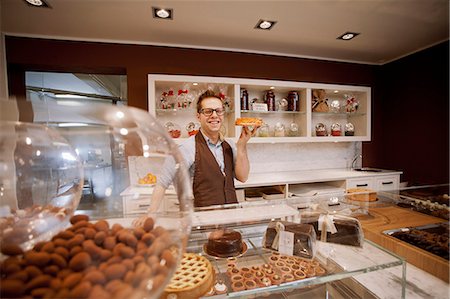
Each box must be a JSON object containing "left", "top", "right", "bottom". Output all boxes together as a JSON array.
[
  {"left": 0, "top": 205, "right": 70, "bottom": 246},
  {"left": 0, "top": 214, "right": 178, "bottom": 299}
]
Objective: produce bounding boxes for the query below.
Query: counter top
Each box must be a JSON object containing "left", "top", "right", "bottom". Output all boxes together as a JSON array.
[
  {"left": 235, "top": 168, "right": 402, "bottom": 188},
  {"left": 319, "top": 241, "right": 449, "bottom": 299}
]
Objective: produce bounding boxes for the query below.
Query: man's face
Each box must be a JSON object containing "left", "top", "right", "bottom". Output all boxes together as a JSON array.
[{"left": 197, "top": 97, "right": 224, "bottom": 136}]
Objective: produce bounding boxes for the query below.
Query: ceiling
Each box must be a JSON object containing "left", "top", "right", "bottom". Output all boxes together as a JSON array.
[{"left": 1, "top": 0, "right": 449, "bottom": 65}]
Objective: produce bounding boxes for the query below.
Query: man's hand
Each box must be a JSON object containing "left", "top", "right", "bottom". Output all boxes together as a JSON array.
[{"left": 237, "top": 125, "right": 259, "bottom": 145}]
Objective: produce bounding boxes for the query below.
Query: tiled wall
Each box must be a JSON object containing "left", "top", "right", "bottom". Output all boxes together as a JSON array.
[{"left": 247, "top": 142, "right": 362, "bottom": 174}]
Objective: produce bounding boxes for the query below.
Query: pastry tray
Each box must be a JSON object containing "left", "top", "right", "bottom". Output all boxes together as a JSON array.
[{"left": 383, "top": 223, "right": 449, "bottom": 260}]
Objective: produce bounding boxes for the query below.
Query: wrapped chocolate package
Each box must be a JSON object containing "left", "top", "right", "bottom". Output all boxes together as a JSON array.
[
  {"left": 300, "top": 212, "right": 364, "bottom": 247},
  {"left": 263, "top": 221, "right": 316, "bottom": 259}
]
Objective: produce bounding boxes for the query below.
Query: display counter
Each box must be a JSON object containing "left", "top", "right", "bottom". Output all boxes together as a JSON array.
[
  {"left": 187, "top": 220, "right": 406, "bottom": 298},
  {"left": 176, "top": 185, "right": 448, "bottom": 298}
]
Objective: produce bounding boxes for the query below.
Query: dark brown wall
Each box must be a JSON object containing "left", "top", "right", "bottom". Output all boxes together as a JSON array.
[
  {"left": 5, "top": 36, "right": 376, "bottom": 110},
  {"left": 5, "top": 36, "right": 449, "bottom": 185},
  {"left": 376, "top": 41, "right": 449, "bottom": 185}
]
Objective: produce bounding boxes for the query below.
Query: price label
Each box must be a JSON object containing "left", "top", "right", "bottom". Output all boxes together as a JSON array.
[
  {"left": 278, "top": 231, "right": 294, "bottom": 256},
  {"left": 252, "top": 103, "right": 268, "bottom": 112}
]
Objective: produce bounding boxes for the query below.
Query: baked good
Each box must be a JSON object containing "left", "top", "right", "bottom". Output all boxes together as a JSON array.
[
  {"left": 235, "top": 117, "right": 263, "bottom": 126},
  {"left": 263, "top": 221, "right": 316, "bottom": 259},
  {"left": 346, "top": 188, "right": 377, "bottom": 201},
  {"left": 206, "top": 228, "right": 243, "bottom": 258},
  {"left": 163, "top": 253, "right": 214, "bottom": 299},
  {"left": 389, "top": 223, "right": 449, "bottom": 260},
  {"left": 301, "top": 213, "right": 363, "bottom": 247}
]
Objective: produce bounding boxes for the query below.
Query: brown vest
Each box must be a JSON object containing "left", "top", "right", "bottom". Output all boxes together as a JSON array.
[{"left": 193, "top": 132, "right": 238, "bottom": 207}]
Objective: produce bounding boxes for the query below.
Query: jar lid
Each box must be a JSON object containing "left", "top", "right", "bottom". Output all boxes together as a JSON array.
[
  {"left": 345, "top": 122, "right": 355, "bottom": 131},
  {"left": 315, "top": 123, "right": 326, "bottom": 131},
  {"left": 331, "top": 123, "right": 341, "bottom": 131}
]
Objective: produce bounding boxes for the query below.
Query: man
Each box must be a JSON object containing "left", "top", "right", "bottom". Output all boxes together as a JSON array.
[{"left": 149, "top": 90, "right": 258, "bottom": 211}]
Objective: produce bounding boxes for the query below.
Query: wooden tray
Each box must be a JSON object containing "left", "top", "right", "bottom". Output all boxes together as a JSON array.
[{"left": 357, "top": 206, "right": 449, "bottom": 282}]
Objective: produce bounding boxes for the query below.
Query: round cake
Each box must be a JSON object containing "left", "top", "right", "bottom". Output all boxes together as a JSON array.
[
  {"left": 206, "top": 229, "right": 243, "bottom": 257},
  {"left": 163, "top": 253, "right": 214, "bottom": 299}
]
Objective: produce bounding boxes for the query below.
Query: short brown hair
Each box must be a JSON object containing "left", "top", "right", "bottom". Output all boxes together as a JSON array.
[{"left": 196, "top": 90, "right": 223, "bottom": 113}]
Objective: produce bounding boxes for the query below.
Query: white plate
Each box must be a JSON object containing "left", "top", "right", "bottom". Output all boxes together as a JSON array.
[{"left": 135, "top": 183, "right": 156, "bottom": 188}]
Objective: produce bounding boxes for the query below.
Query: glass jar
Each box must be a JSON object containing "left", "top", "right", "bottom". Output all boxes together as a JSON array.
[
  {"left": 287, "top": 122, "right": 300, "bottom": 137},
  {"left": 331, "top": 123, "right": 342, "bottom": 136},
  {"left": 0, "top": 99, "right": 193, "bottom": 299},
  {"left": 315, "top": 123, "right": 327, "bottom": 136},
  {"left": 240, "top": 89, "right": 249, "bottom": 111},
  {"left": 287, "top": 91, "right": 300, "bottom": 111},
  {"left": 165, "top": 121, "right": 182, "bottom": 138},
  {"left": 186, "top": 121, "right": 200, "bottom": 136},
  {"left": 274, "top": 122, "right": 285, "bottom": 137},
  {"left": 264, "top": 90, "right": 276, "bottom": 111},
  {"left": 258, "top": 123, "right": 270, "bottom": 137},
  {"left": 345, "top": 122, "right": 355, "bottom": 136}
]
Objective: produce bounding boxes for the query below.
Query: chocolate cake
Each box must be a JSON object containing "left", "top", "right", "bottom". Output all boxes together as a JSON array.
[
  {"left": 206, "top": 229, "right": 243, "bottom": 257},
  {"left": 263, "top": 221, "right": 316, "bottom": 259},
  {"left": 301, "top": 213, "right": 363, "bottom": 247}
]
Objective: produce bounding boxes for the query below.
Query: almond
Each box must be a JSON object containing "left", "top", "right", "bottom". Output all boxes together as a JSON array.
[
  {"left": 103, "top": 236, "right": 116, "bottom": 250},
  {"left": 62, "top": 272, "right": 83, "bottom": 289},
  {"left": 50, "top": 253, "right": 67, "bottom": 268},
  {"left": 143, "top": 217, "right": 155, "bottom": 232},
  {"left": 1, "top": 243, "right": 24, "bottom": 256},
  {"left": 84, "top": 227, "right": 97, "bottom": 240},
  {"left": 25, "top": 251, "right": 50, "bottom": 267},
  {"left": 41, "top": 241, "right": 55, "bottom": 253},
  {"left": 54, "top": 247, "right": 70, "bottom": 260},
  {"left": 94, "top": 231, "right": 106, "bottom": 246},
  {"left": 104, "top": 264, "right": 127, "bottom": 281},
  {"left": 1, "top": 279, "right": 25, "bottom": 297},
  {"left": 69, "top": 281, "right": 92, "bottom": 298},
  {"left": 25, "top": 274, "right": 52, "bottom": 292},
  {"left": 83, "top": 270, "right": 106, "bottom": 285},
  {"left": 70, "top": 214, "right": 89, "bottom": 224},
  {"left": 69, "top": 252, "right": 91, "bottom": 272},
  {"left": 94, "top": 220, "right": 109, "bottom": 232}
]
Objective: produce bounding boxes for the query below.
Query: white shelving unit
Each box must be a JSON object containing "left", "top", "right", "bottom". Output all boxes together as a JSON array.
[{"left": 148, "top": 74, "right": 371, "bottom": 143}]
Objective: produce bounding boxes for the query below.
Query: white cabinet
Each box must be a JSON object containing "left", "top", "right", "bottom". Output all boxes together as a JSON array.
[
  {"left": 374, "top": 175, "right": 400, "bottom": 191},
  {"left": 346, "top": 174, "right": 400, "bottom": 191},
  {"left": 148, "top": 74, "right": 371, "bottom": 143},
  {"left": 346, "top": 178, "right": 374, "bottom": 189}
]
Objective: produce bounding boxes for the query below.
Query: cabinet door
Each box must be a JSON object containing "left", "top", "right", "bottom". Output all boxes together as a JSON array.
[
  {"left": 310, "top": 84, "right": 371, "bottom": 142},
  {"left": 375, "top": 175, "right": 399, "bottom": 191},
  {"left": 346, "top": 178, "right": 374, "bottom": 190}
]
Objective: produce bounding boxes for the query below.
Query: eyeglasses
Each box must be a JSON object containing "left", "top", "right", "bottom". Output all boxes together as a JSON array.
[{"left": 199, "top": 107, "right": 225, "bottom": 116}]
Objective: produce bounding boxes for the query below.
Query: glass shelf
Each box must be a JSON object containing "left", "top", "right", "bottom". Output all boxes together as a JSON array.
[
  {"left": 312, "top": 112, "right": 366, "bottom": 117},
  {"left": 241, "top": 110, "right": 306, "bottom": 115},
  {"left": 157, "top": 108, "right": 235, "bottom": 114}
]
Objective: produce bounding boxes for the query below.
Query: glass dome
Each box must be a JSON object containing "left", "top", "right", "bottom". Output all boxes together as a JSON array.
[
  {"left": 0, "top": 121, "right": 83, "bottom": 249},
  {"left": 0, "top": 99, "right": 193, "bottom": 299}
]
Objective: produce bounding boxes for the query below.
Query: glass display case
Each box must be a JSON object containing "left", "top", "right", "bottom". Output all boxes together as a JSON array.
[{"left": 180, "top": 196, "right": 407, "bottom": 298}]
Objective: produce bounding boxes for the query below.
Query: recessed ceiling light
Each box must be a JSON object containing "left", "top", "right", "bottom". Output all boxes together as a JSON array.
[
  {"left": 337, "top": 32, "right": 360, "bottom": 40},
  {"left": 255, "top": 19, "right": 277, "bottom": 30},
  {"left": 153, "top": 7, "right": 173, "bottom": 20},
  {"left": 24, "top": 0, "right": 50, "bottom": 7}
]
